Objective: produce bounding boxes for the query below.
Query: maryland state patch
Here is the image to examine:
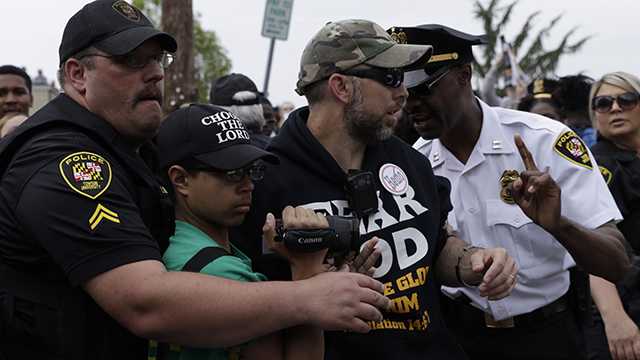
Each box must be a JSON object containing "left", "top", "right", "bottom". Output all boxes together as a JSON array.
[
  {"left": 553, "top": 131, "right": 593, "bottom": 170},
  {"left": 59, "top": 152, "right": 112, "bottom": 199},
  {"left": 599, "top": 166, "right": 613, "bottom": 185}
]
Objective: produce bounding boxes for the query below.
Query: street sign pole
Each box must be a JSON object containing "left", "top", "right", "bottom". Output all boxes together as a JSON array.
[
  {"left": 261, "top": 0, "right": 294, "bottom": 97},
  {"left": 263, "top": 38, "right": 276, "bottom": 98}
]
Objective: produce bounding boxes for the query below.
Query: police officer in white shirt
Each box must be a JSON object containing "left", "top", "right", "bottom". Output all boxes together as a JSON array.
[{"left": 388, "top": 24, "right": 631, "bottom": 360}]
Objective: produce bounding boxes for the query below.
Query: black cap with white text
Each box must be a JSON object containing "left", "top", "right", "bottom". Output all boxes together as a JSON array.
[{"left": 157, "top": 104, "right": 278, "bottom": 170}]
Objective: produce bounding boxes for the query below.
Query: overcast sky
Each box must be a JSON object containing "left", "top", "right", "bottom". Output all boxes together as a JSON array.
[{"left": 2, "top": 0, "right": 638, "bottom": 108}]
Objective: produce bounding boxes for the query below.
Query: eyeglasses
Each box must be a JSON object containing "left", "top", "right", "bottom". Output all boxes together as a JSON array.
[
  {"left": 199, "top": 161, "right": 266, "bottom": 183},
  {"left": 592, "top": 92, "right": 640, "bottom": 113},
  {"left": 79, "top": 51, "right": 175, "bottom": 69},
  {"left": 341, "top": 66, "right": 404, "bottom": 88},
  {"left": 407, "top": 68, "right": 451, "bottom": 98}
]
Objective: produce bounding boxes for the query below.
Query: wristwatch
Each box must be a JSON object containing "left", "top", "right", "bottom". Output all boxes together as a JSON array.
[{"left": 455, "top": 245, "right": 484, "bottom": 287}]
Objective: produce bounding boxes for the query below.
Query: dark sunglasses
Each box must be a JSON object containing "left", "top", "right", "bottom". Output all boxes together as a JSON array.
[
  {"left": 592, "top": 92, "right": 640, "bottom": 113},
  {"left": 341, "top": 66, "right": 404, "bottom": 88},
  {"left": 407, "top": 68, "right": 451, "bottom": 98},
  {"left": 78, "top": 51, "right": 174, "bottom": 69},
  {"left": 198, "top": 161, "right": 266, "bottom": 183}
]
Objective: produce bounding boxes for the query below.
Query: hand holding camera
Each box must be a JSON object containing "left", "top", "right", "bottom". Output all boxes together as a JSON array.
[
  {"left": 263, "top": 206, "right": 331, "bottom": 280},
  {"left": 263, "top": 206, "right": 380, "bottom": 279}
]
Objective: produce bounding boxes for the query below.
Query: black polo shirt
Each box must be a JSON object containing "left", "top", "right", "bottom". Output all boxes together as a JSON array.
[{"left": 0, "top": 94, "right": 168, "bottom": 359}]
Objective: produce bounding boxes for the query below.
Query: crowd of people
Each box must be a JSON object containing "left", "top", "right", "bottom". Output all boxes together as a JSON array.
[{"left": 0, "top": 1, "right": 638, "bottom": 360}]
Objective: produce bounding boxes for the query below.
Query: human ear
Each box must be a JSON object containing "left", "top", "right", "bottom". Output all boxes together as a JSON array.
[
  {"left": 168, "top": 165, "right": 190, "bottom": 197},
  {"left": 327, "top": 73, "right": 354, "bottom": 105},
  {"left": 64, "top": 59, "right": 89, "bottom": 95}
]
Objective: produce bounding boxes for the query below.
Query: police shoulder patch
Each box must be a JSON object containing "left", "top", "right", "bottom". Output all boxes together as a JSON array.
[
  {"left": 553, "top": 130, "right": 593, "bottom": 170},
  {"left": 599, "top": 166, "right": 613, "bottom": 185},
  {"left": 59, "top": 151, "right": 112, "bottom": 199}
]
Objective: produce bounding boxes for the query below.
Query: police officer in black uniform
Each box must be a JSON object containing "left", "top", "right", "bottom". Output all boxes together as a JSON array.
[
  {"left": 589, "top": 71, "right": 640, "bottom": 360},
  {"left": 0, "top": 1, "right": 390, "bottom": 359}
]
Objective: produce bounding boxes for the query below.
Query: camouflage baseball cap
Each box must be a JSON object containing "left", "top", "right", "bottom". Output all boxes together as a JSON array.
[{"left": 295, "top": 19, "right": 433, "bottom": 95}]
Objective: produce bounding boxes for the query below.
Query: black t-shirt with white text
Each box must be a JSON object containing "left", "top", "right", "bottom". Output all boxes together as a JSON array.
[{"left": 234, "top": 107, "right": 466, "bottom": 360}]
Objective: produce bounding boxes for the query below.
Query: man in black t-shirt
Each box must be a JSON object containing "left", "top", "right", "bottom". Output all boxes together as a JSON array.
[
  {"left": 235, "top": 19, "right": 518, "bottom": 359},
  {"left": 0, "top": 2, "right": 390, "bottom": 359}
]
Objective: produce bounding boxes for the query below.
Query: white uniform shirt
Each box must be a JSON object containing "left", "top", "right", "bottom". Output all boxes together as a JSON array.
[{"left": 413, "top": 99, "right": 622, "bottom": 320}]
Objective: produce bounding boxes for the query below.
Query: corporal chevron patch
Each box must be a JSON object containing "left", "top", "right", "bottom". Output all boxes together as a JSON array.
[{"left": 89, "top": 203, "right": 120, "bottom": 230}]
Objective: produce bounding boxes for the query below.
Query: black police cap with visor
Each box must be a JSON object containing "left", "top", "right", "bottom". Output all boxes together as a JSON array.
[
  {"left": 59, "top": 0, "right": 177, "bottom": 65},
  {"left": 387, "top": 24, "right": 487, "bottom": 93}
]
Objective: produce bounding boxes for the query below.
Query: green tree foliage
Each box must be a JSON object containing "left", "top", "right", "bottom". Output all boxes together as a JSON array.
[
  {"left": 132, "top": 0, "right": 232, "bottom": 102},
  {"left": 472, "top": 0, "right": 590, "bottom": 79}
]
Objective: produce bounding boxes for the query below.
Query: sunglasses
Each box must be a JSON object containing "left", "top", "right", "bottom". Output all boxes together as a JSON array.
[
  {"left": 79, "top": 51, "right": 175, "bottom": 70},
  {"left": 198, "top": 161, "right": 266, "bottom": 183},
  {"left": 592, "top": 92, "right": 640, "bottom": 113},
  {"left": 341, "top": 66, "right": 404, "bottom": 88},
  {"left": 407, "top": 67, "right": 451, "bottom": 97}
]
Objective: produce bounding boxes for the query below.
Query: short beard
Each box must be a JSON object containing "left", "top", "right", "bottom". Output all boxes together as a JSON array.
[{"left": 344, "top": 79, "right": 394, "bottom": 145}]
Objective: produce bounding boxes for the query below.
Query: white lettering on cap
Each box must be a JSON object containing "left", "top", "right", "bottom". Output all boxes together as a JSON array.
[
  {"left": 199, "top": 110, "right": 249, "bottom": 144},
  {"left": 201, "top": 111, "right": 239, "bottom": 126},
  {"left": 217, "top": 129, "right": 250, "bottom": 143}
]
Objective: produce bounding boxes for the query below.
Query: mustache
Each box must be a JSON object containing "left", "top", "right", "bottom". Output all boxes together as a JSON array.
[{"left": 134, "top": 86, "right": 163, "bottom": 105}]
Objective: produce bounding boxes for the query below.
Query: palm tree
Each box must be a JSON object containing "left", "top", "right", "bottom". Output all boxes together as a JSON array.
[{"left": 472, "top": 0, "right": 590, "bottom": 80}]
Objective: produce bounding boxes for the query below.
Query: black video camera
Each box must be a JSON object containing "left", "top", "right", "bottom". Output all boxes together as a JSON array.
[{"left": 274, "top": 216, "right": 360, "bottom": 253}]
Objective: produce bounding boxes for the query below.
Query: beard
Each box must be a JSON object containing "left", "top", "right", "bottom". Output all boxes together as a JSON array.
[{"left": 344, "top": 80, "right": 394, "bottom": 144}]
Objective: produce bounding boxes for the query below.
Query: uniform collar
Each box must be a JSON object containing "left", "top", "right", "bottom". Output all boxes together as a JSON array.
[
  {"left": 476, "top": 99, "right": 515, "bottom": 155},
  {"left": 54, "top": 94, "right": 121, "bottom": 145},
  {"left": 425, "top": 99, "right": 514, "bottom": 171},
  {"left": 428, "top": 139, "right": 446, "bottom": 169}
]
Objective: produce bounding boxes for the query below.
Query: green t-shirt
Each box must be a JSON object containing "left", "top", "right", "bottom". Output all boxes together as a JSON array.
[{"left": 160, "top": 220, "right": 267, "bottom": 360}]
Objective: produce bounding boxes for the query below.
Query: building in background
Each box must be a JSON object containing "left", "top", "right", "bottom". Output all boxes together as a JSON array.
[{"left": 31, "top": 69, "right": 58, "bottom": 113}]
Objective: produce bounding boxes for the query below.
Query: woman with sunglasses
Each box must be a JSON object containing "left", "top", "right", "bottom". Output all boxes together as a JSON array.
[{"left": 587, "top": 71, "right": 640, "bottom": 360}]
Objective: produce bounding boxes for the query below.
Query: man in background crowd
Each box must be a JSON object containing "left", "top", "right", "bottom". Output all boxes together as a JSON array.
[
  {"left": 0, "top": 65, "right": 32, "bottom": 133},
  {"left": 210, "top": 73, "right": 271, "bottom": 148}
]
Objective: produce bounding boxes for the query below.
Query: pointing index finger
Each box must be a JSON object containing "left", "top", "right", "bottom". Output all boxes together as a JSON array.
[{"left": 514, "top": 134, "right": 538, "bottom": 171}]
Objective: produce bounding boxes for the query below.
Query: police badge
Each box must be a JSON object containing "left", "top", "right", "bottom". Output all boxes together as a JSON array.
[
  {"left": 112, "top": 0, "right": 141, "bottom": 22},
  {"left": 388, "top": 28, "right": 408, "bottom": 44},
  {"left": 499, "top": 170, "right": 520, "bottom": 204}
]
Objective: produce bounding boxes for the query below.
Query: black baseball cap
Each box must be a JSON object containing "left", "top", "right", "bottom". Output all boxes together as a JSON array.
[
  {"left": 209, "top": 73, "right": 261, "bottom": 106},
  {"left": 387, "top": 24, "right": 487, "bottom": 88},
  {"left": 157, "top": 104, "right": 279, "bottom": 170},
  {"left": 59, "top": 0, "right": 177, "bottom": 65}
]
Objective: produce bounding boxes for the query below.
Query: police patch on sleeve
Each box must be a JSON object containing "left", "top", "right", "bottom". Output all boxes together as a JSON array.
[
  {"left": 58, "top": 152, "right": 112, "bottom": 199},
  {"left": 599, "top": 166, "right": 613, "bottom": 185},
  {"left": 553, "top": 130, "right": 593, "bottom": 170}
]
